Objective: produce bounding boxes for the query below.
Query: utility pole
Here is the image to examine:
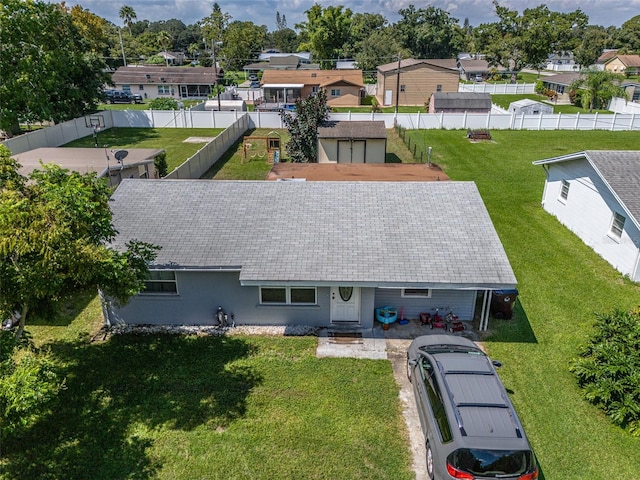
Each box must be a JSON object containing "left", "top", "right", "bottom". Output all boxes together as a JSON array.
[
  {"left": 395, "top": 53, "right": 401, "bottom": 118},
  {"left": 211, "top": 39, "right": 221, "bottom": 111},
  {"left": 119, "top": 28, "right": 127, "bottom": 67}
]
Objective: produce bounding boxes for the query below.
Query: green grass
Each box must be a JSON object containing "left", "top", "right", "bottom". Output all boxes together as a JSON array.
[
  {"left": 3, "top": 305, "right": 413, "bottom": 480},
  {"left": 64, "top": 127, "right": 224, "bottom": 173},
  {"left": 405, "top": 129, "right": 640, "bottom": 479},
  {"left": 491, "top": 94, "right": 612, "bottom": 114}
]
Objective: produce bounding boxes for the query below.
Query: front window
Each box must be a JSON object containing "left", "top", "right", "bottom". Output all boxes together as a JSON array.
[
  {"left": 436, "top": 84, "right": 442, "bottom": 92},
  {"left": 158, "top": 85, "right": 171, "bottom": 95},
  {"left": 312, "top": 86, "right": 319, "bottom": 93},
  {"left": 122, "top": 84, "right": 131, "bottom": 92},
  {"left": 560, "top": 180, "right": 570, "bottom": 201},
  {"left": 139, "top": 84, "right": 144, "bottom": 91},
  {"left": 142, "top": 270, "right": 177, "bottom": 294},
  {"left": 330, "top": 88, "right": 341, "bottom": 97},
  {"left": 448, "top": 449, "right": 537, "bottom": 478},
  {"left": 610, "top": 212, "right": 625, "bottom": 238},
  {"left": 260, "top": 286, "right": 317, "bottom": 305},
  {"left": 400, "top": 84, "right": 406, "bottom": 92}
]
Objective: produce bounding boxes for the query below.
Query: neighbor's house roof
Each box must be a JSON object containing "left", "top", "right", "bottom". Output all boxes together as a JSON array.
[
  {"left": 432, "top": 92, "right": 492, "bottom": 109},
  {"left": 12, "top": 148, "right": 163, "bottom": 178},
  {"left": 542, "top": 72, "right": 581, "bottom": 86},
  {"left": 377, "top": 58, "right": 458, "bottom": 73},
  {"left": 597, "top": 50, "right": 618, "bottom": 64},
  {"left": 604, "top": 54, "right": 640, "bottom": 67},
  {"left": 260, "top": 69, "right": 364, "bottom": 87},
  {"left": 533, "top": 150, "right": 640, "bottom": 229},
  {"left": 318, "top": 121, "right": 386, "bottom": 139},
  {"left": 111, "top": 66, "right": 220, "bottom": 85},
  {"left": 458, "top": 59, "right": 507, "bottom": 73},
  {"left": 109, "top": 180, "right": 517, "bottom": 289}
]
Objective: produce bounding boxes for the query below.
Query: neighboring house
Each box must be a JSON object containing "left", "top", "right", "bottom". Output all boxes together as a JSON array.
[
  {"left": 542, "top": 72, "right": 581, "bottom": 102},
  {"left": 428, "top": 92, "right": 492, "bottom": 113},
  {"left": 533, "top": 151, "right": 640, "bottom": 281},
  {"left": 596, "top": 49, "right": 619, "bottom": 66},
  {"left": 317, "top": 121, "right": 386, "bottom": 164},
  {"left": 111, "top": 65, "right": 221, "bottom": 100},
  {"left": 258, "top": 69, "right": 364, "bottom": 109},
  {"left": 105, "top": 180, "right": 517, "bottom": 330},
  {"left": 457, "top": 59, "right": 507, "bottom": 81},
  {"left": 508, "top": 99, "right": 554, "bottom": 115},
  {"left": 376, "top": 58, "right": 459, "bottom": 107},
  {"left": 336, "top": 60, "right": 358, "bottom": 70},
  {"left": 604, "top": 55, "right": 640, "bottom": 75},
  {"left": 545, "top": 51, "right": 578, "bottom": 72},
  {"left": 156, "top": 51, "right": 185, "bottom": 66},
  {"left": 244, "top": 53, "right": 319, "bottom": 75},
  {"left": 12, "top": 148, "right": 163, "bottom": 187}
]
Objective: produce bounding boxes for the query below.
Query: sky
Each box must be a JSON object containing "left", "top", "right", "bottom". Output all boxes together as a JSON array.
[{"left": 55, "top": 0, "right": 638, "bottom": 30}]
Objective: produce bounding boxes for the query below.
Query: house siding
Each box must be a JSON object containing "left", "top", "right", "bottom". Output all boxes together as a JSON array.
[
  {"left": 377, "top": 63, "right": 458, "bottom": 106},
  {"left": 541, "top": 160, "right": 640, "bottom": 280},
  {"left": 107, "top": 271, "right": 380, "bottom": 327},
  {"left": 374, "top": 288, "right": 477, "bottom": 321}
]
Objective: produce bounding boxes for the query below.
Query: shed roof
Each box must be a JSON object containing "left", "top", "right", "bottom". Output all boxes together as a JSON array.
[
  {"left": 432, "top": 92, "right": 492, "bottom": 109},
  {"left": 109, "top": 180, "right": 517, "bottom": 289},
  {"left": 533, "top": 150, "right": 640, "bottom": 229},
  {"left": 317, "top": 121, "right": 386, "bottom": 139}
]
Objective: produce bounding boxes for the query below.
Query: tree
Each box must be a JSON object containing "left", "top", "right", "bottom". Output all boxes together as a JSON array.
[
  {"left": 276, "top": 11, "right": 287, "bottom": 30},
  {"left": 201, "top": 2, "right": 231, "bottom": 46},
  {"left": 0, "top": 145, "right": 159, "bottom": 340},
  {"left": 221, "top": 21, "right": 267, "bottom": 71},
  {"left": 119, "top": 5, "right": 137, "bottom": 34},
  {"left": 569, "top": 67, "right": 627, "bottom": 111},
  {"left": 0, "top": 0, "right": 110, "bottom": 135},
  {"left": 280, "top": 90, "right": 329, "bottom": 163},
  {"left": 476, "top": 2, "right": 587, "bottom": 81},
  {"left": 394, "top": 5, "right": 464, "bottom": 59},
  {"left": 573, "top": 26, "right": 609, "bottom": 68},
  {"left": 570, "top": 308, "right": 640, "bottom": 437},
  {"left": 354, "top": 30, "right": 408, "bottom": 71},
  {"left": 157, "top": 30, "right": 173, "bottom": 65},
  {"left": 296, "top": 4, "right": 353, "bottom": 69},
  {"left": 268, "top": 27, "right": 299, "bottom": 53}
]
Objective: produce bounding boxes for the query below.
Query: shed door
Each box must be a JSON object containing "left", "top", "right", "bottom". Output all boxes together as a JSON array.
[
  {"left": 338, "top": 140, "right": 365, "bottom": 163},
  {"left": 384, "top": 90, "right": 392, "bottom": 106},
  {"left": 330, "top": 287, "right": 360, "bottom": 323}
]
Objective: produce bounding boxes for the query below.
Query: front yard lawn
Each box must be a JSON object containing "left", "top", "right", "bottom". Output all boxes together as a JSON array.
[
  {"left": 405, "top": 129, "right": 640, "bottom": 480},
  {"left": 64, "top": 127, "right": 224, "bottom": 174},
  {"left": 2, "top": 295, "right": 413, "bottom": 480}
]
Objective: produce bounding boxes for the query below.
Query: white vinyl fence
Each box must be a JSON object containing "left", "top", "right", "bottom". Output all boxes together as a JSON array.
[
  {"left": 459, "top": 83, "right": 536, "bottom": 94},
  {"left": 165, "top": 115, "right": 249, "bottom": 179}
]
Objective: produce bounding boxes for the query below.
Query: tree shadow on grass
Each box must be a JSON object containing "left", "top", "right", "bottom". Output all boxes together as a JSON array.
[
  {"left": 63, "top": 127, "right": 161, "bottom": 148},
  {"left": 385, "top": 153, "right": 402, "bottom": 163},
  {"left": 2, "top": 334, "right": 261, "bottom": 479},
  {"left": 483, "top": 301, "right": 539, "bottom": 343}
]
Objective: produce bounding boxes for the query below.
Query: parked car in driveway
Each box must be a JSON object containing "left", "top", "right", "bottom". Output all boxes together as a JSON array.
[
  {"left": 104, "top": 89, "right": 141, "bottom": 104},
  {"left": 407, "top": 335, "right": 538, "bottom": 480}
]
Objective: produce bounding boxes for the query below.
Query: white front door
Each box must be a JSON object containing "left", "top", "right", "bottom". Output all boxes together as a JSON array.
[
  {"left": 384, "top": 89, "right": 393, "bottom": 106},
  {"left": 330, "top": 286, "right": 360, "bottom": 324}
]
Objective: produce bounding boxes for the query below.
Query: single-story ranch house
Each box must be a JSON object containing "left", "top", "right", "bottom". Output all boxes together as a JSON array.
[
  {"left": 105, "top": 180, "right": 517, "bottom": 331},
  {"left": 533, "top": 151, "right": 640, "bottom": 281},
  {"left": 111, "top": 65, "right": 221, "bottom": 100},
  {"left": 317, "top": 121, "right": 386, "bottom": 164}
]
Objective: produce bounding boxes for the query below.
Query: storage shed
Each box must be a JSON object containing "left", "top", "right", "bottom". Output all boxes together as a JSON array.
[
  {"left": 204, "top": 99, "right": 247, "bottom": 111},
  {"left": 429, "top": 92, "right": 492, "bottom": 113},
  {"left": 509, "top": 99, "right": 553, "bottom": 115},
  {"left": 317, "top": 121, "right": 387, "bottom": 164}
]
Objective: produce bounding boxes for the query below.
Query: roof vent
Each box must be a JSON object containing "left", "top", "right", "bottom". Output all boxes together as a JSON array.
[
  {"left": 145, "top": 74, "right": 151, "bottom": 80},
  {"left": 160, "top": 77, "right": 165, "bottom": 82},
  {"left": 311, "top": 73, "right": 317, "bottom": 77}
]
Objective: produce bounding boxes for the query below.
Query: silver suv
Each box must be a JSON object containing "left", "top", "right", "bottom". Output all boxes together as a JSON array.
[{"left": 407, "top": 335, "right": 538, "bottom": 480}]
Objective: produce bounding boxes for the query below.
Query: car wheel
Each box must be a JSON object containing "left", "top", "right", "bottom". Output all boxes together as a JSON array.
[
  {"left": 429, "top": 323, "right": 433, "bottom": 329},
  {"left": 106, "top": 99, "right": 112, "bottom": 104},
  {"left": 130, "top": 99, "right": 136, "bottom": 104},
  {"left": 426, "top": 442, "right": 434, "bottom": 480}
]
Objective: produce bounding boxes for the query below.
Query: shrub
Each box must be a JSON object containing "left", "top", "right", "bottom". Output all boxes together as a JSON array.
[
  {"left": 570, "top": 308, "right": 640, "bottom": 436},
  {"left": 535, "top": 80, "right": 546, "bottom": 94},
  {"left": 154, "top": 152, "right": 168, "bottom": 177},
  {"left": 149, "top": 97, "right": 178, "bottom": 110}
]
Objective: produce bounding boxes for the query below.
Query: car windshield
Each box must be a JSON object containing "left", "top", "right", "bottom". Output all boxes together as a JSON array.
[{"left": 449, "top": 449, "right": 534, "bottom": 476}]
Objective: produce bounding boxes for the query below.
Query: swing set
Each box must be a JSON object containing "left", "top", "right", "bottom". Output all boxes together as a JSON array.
[{"left": 241, "top": 131, "right": 282, "bottom": 164}]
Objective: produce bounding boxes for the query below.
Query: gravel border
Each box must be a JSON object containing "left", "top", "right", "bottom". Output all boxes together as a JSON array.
[{"left": 107, "top": 323, "right": 320, "bottom": 338}]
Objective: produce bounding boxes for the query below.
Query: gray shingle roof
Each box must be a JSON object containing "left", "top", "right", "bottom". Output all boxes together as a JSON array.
[
  {"left": 317, "top": 121, "right": 387, "bottom": 139},
  {"left": 533, "top": 150, "right": 640, "bottom": 228},
  {"left": 109, "top": 180, "right": 516, "bottom": 288}
]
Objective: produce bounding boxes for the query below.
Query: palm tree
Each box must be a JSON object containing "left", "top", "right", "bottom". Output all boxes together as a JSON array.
[
  {"left": 157, "top": 31, "right": 173, "bottom": 66},
  {"left": 570, "top": 67, "right": 628, "bottom": 112},
  {"left": 119, "top": 5, "right": 137, "bottom": 34}
]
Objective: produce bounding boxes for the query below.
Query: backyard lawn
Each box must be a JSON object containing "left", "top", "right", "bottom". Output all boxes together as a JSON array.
[
  {"left": 405, "top": 129, "right": 640, "bottom": 480},
  {"left": 64, "top": 127, "right": 223, "bottom": 173}
]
